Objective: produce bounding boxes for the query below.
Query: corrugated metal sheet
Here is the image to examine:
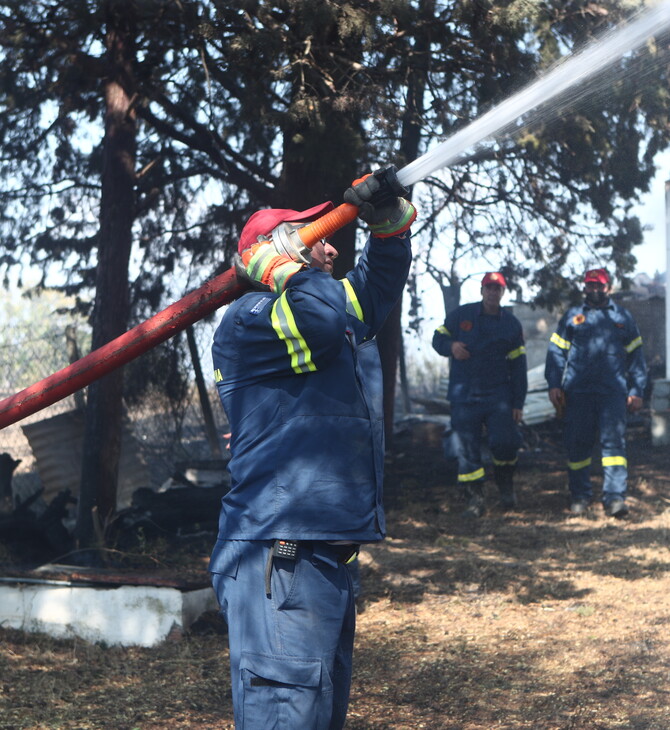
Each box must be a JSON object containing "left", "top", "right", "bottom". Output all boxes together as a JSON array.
[
  {"left": 21, "top": 409, "right": 149, "bottom": 509},
  {"left": 414, "top": 364, "right": 556, "bottom": 426},
  {"left": 524, "top": 363, "right": 556, "bottom": 426}
]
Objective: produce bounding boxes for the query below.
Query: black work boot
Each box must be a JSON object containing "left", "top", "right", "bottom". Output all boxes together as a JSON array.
[
  {"left": 607, "top": 498, "right": 628, "bottom": 519},
  {"left": 494, "top": 464, "right": 517, "bottom": 511},
  {"left": 462, "top": 483, "right": 486, "bottom": 518}
]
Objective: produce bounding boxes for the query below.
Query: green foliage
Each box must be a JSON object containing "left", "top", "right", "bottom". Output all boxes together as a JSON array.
[
  {"left": 407, "top": 0, "right": 670, "bottom": 313},
  {"left": 0, "top": 284, "right": 91, "bottom": 389},
  {"left": 0, "top": 0, "right": 668, "bottom": 321}
]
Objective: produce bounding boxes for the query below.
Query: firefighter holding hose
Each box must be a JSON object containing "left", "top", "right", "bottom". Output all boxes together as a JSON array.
[
  {"left": 208, "top": 171, "right": 415, "bottom": 729},
  {"left": 545, "top": 268, "right": 647, "bottom": 518}
]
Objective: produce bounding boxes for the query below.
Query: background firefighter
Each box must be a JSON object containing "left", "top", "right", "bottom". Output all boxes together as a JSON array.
[
  {"left": 545, "top": 268, "right": 648, "bottom": 518},
  {"left": 208, "top": 173, "right": 415, "bottom": 729},
  {"left": 432, "top": 272, "right": 528, "bottom": 517}
]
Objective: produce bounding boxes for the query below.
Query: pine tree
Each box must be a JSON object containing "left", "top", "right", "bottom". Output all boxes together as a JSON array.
[{"left": 1, "top": 1, "right": 669, "bottom": 545}]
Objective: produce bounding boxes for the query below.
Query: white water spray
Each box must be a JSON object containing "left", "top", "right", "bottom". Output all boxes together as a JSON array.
[{"left": 397, "top": 0, "right": 670, "bottom": 188}]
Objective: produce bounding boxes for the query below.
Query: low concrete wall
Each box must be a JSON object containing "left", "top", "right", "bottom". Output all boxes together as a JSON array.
[
  {"left": 651, "top": 378, "right": 670, "bottom": 446},
  {"left": 0, "top": 581, "right": 218, "bottom": 647}
]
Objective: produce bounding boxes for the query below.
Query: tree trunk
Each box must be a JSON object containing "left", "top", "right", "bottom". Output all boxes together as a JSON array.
[
  {"left": 75, "top": 1, "right": 137, "bottom": 550},
  {"left": 275, "top": 7, "right": 365, "bottom": 278},
  {"left": 376, "top": 0, "right": 434, "bottom": 447},
  {"left": 186, "top": 326, "right": 223, "bottom": 459},
  {"left": 398, "top": 333, "right": 412, "bottom": 416},
  {"left": 378, "top": 300, "right": 403, "bottom": 444},
  {"left": 440, "top": 279, "right": 462, "bottom": 317},
  {"left": 279, "top": 111, "right": 360, "bottom": 279},
  {"left": 65, "top": 325, "right": 85, "bottom": 411}
]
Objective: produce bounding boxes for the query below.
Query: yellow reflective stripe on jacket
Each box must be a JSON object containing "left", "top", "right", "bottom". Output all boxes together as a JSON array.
[
  {"left": 342, "top": 279, "right": 364, "bottom": 322},
  {"left": 568, "top": 457, "right": 592, "bottom": 471},
  {"left": 625, "top": 336, "right": 642, "bottom": 354},
  {"left": 507, "top": 345, "right": 526, "bottom": 361},
  {"left": 458, "top": 467, "right": 485, "bottom": 482},
  {"left": 271, "top": 295, "right": 317, "bottom": 374},
  {"left": 435, "top": 324, "right": 451, "bottom": 336},
  {"left": 602, "top": 455, "right": 627, "bottom": 468},
  {"left": 550, "top": 332, "right": 571, "bottom": 350},
  {"left": 214, "top": 369, "right": 223, "bottom": 383},
  {"left": 493, "top": 457, "right": 518, "bottom": 466}
]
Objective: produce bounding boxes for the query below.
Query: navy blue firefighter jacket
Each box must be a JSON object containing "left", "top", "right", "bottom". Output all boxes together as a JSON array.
[
  {"left": 432, "top": 302, "right": 528, "bottom": 409},
  {"left": 544, "top": 299, "right": 647, "bottom": 397},
  {"left": 210, "top": 233, "right": 412, "bottom": 544}
]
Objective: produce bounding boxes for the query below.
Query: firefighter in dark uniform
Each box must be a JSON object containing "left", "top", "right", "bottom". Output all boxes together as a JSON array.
[
  {"left": 545, "top": 268, "right": 647, "bottom": 518},
  {"left": 432, "top": 272, "right": 528, "bottom": 517},
  {"left": 209, "top": 173, "right": 415, "bottom": 730}
]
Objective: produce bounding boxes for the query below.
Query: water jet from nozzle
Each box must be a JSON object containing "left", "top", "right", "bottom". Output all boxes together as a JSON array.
[{"left": 396, "top": 0, "right": 670, "bottom": 188}]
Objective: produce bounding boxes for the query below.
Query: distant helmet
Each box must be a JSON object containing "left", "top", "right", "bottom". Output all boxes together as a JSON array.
[
  {"left": 584, "top": 268, "right": 610, "bottom": 285},
  {"left": 481, "top": 272, "right": 506, "bottom": 288}
]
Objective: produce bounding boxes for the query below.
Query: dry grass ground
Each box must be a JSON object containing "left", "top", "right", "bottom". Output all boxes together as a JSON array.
[{"left": 2, "top": 417, "right": 670, "bottom": 729}]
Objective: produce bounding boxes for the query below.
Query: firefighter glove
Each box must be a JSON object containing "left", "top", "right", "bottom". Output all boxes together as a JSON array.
[
  {"left": 236, "top": 239, "right": 306, "bottom": 294},
  {"left": 344, "top": 174, "right": 417, "bottom": 238}
]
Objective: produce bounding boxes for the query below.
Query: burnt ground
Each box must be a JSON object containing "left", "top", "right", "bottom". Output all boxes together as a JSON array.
[{"left": 2, "top": 415, "right": 670, "bottom": 729}]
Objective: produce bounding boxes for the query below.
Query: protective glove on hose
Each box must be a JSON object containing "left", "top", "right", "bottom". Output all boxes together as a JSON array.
[
  {"left": 235, "top": 240, "right": 306, "bottom": 294},
  {"left": 343, "top": 174, "right": 417, "bottom": 238}
]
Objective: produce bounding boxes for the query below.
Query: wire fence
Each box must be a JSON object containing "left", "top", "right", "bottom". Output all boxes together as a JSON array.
[{"left": 0, "top": 320, "right": 228, "bottom": 506}]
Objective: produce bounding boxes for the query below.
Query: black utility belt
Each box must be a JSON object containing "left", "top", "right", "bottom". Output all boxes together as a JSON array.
[
  {"left": 271, "top": 539, "right": 359, "bottom": 565},
  {"left": 265, "top": 540, "right": 360, "bottom": 597}
]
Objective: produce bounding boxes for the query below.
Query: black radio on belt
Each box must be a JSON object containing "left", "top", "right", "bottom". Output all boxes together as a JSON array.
[
  {"left": 265, "top": 539, "right": 299, "bottom": 597},
  {"left": 273, "top": 539, "right": 298, "bottom": 560}
]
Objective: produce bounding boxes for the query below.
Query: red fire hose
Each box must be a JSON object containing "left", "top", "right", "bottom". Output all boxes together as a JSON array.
[{"left": 0, "top": 203, "right": 360, "bottom": 429}]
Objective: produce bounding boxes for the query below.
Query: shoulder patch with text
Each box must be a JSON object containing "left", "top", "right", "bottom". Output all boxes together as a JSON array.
[{"left": 249, "top": 297, "right": 272, "bottom": 315}]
